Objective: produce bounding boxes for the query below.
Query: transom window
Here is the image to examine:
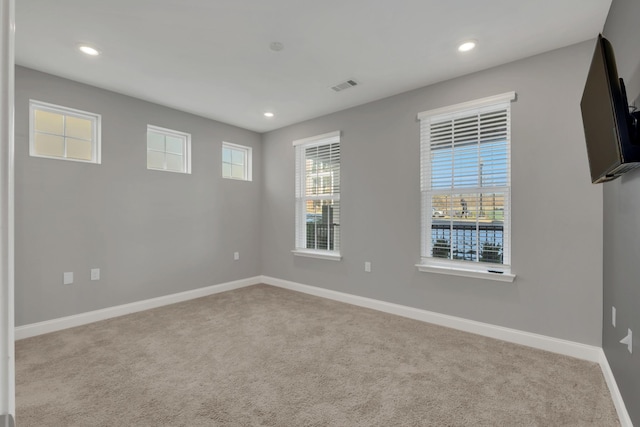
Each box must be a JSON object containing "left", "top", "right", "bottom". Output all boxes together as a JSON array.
[
  {"left": 418, "top": 92, "right": 515, "bottom": 277},
  {"left": 293, "top": 131, "right": 341, "bottom": 260},
  {"left": 222, "top": 142, "right": 252, "bottom": 181},
  {"left": 29, "top": 100, "right": 101, "bottom": 163},
  {"left": 147, "top": 125, "right": 191, "bottom": 174}
]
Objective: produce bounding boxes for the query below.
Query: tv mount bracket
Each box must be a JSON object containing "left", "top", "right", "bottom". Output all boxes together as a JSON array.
[{"left": 630, "top": 108, "right": 640, "bottom": 145}]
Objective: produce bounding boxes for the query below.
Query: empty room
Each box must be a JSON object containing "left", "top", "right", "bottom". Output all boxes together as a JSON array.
[{"left": 1, "top": 0, "right": 639, "bottom": 425}]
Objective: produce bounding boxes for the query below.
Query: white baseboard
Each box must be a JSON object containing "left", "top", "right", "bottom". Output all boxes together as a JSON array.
[
  {"left": 17, "top": 275, "right": 603, "bottom": 361},
  {"left": 15, "top": 274, "right": 631, "bottom": 425},
  {"left": 262, "top": 276, "right": 633, "bottom": 425},
  {"left": 15, "top": 276, "right": 262, "bottom": 340},
  {"left": 598, "top": 349, "right": 633, "bottom": 427},
  {"left": 260, "top": 275, "right": 602, "bottom": 362}
]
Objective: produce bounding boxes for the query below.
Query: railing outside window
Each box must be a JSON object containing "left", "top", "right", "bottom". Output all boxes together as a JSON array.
[{"left": 431, "top": 220, "right": 503, "bottom": 263}]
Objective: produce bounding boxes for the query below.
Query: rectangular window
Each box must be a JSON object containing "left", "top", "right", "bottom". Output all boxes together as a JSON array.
[
  {"left": 293, "top": 131, "right": 341, "bottom": 260},
  {"left": 222, "top": 142, "right": 252, "bottom": 181},
  {"left": 29, "top": 100, "right": 101, "bottom": 163},
  {"left": 147, "top": 125, "right": 191, "bottom": 174},
  {"left": 418, "top": 92, "right": 515, "bottom": 277}
]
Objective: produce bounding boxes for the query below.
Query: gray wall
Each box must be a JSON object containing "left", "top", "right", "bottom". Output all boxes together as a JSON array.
[
  {"left": 602, "top": 0, "right": 640, "bottom": 423},
  {"left": 16, "top": 39, "right": 607, "bottom": 348},
  {"left": 15, "top": 66, "right": 262, "bottom": 326},
  {"left": 261, "top": 41, "right": 604, "bottom": 345}
]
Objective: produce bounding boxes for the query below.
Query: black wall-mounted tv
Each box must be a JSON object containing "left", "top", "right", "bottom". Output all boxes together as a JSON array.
[{"left": 580, "top": 34, "right": 640, "bottom": 184}]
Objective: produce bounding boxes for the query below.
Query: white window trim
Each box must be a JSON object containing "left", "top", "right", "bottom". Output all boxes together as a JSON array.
[
  {"left": 29, "top": 99, "right": 101, "bottom": 164},
  {"left": 292, "top": 130, "right": 340, "bottom": 147},
  {"left": 147, "top": 124, "right": 191, "bottom": 174},
  {"left": 415, "top": 261, "right": 516, "bottom": 282},
  {"left": 291, "top": 249, "right": 342, "bottom": 261},
  {"left": 222, "top": 141, "right": 252, "bottom": 181},
  {"left": 417, "top": 92, "right": 516, "bottom": 120},
  {"left": 416, "top": 92, "right": 516, "bottom": 280},
  {"left": 293, "top": 130, "right": 341, "bottom": 259}
]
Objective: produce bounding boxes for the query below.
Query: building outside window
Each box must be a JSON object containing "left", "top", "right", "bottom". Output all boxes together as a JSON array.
[{"left": 293, "top": 131, "right": 341, "bottom": 260}]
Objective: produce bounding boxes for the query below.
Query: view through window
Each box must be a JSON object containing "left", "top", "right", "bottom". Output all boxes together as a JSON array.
[
  {"left": 29, "top": 100, "right": 101, "bottom": 163},
  {"left": 419, "top": 93, "right": 515, "bottom": 269},
  {"left": 147, "top": 125, "right": 191, "bottom": 174},
  {"left": 222, "top": 142, "right": 252, "bottom": 181},
  {"left": 294, "top": 131, "right": 341, "bottom": 256}
]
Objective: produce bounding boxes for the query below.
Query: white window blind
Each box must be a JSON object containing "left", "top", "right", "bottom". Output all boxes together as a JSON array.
[
  {"left": 419, "top": 92, "right": 515, "bottom": 270},
  {"left": 294, "top": 131, "right": 341, "bottom": 256}
]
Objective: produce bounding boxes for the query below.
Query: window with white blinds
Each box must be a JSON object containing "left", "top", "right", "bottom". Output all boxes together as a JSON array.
[
  {"left": 418, "top": 92, "right": 515, "bottom": 273},
  {"left": 293, "top": 131, "right": 341, "bottom": 259}
]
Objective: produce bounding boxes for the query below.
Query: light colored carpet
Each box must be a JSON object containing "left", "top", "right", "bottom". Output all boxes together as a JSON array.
[{"left": 16, "top": 284, "right": 618, "bottom": 426}]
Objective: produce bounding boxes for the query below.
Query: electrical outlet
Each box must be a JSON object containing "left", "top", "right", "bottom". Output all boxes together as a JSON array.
[
  {"left": 234, "top": 252, "right": 240, "bottom": 261},
  {"left": 364, "top": 261, "right": 371, "bottom": 273},
  {"left": 91, "top": 268, "right": 100, "bottom": 281},
  {"left": 63, "top": 272, "right": 74, "bottom": 285},
  {"left": 612, "top": 306, "right": 616, "bottom": 327}
]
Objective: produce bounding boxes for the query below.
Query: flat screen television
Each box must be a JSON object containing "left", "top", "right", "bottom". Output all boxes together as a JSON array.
[{"left": 580, "top": 34, "right": 640, "bottom": 184}]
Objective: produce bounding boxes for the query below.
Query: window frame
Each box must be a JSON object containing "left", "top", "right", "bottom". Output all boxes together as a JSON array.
[
  {"left": 416, "top": 92, "right": 516, "bottom": 282},
  {"left": 146, "top": 124, "right": 192, "bottom": 174},
  {"left": 292, "top": 130, "right": 342, "bottom": 261},
  {"left": 222, "top": 141, "right": 252, "bottom": 181},
  {"left": 29, "top": 99, "right": 101, "bottom": 164}
]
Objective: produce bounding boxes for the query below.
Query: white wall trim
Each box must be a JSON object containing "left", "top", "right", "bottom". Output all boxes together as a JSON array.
[
  {"left": 262, "top": 276, "right": 634, "bottom": 423},
  {"left": 417, "top": 91, "right": 516, "bottom": 120},
  {"left": 292, "top": 249, "right": 342, "bottom": 261},
  {"left": 15, "top": 275, "right": 631, "bottom": 425},
  {"left": 260, "top": 275, "right": 602, "bottom": 362},
  {"left": 416, "top": 263, "right": 516, "bottom": 282},
  {"left": 18, "top": 274, "right": 604, "bottom": 362},
  {"left": 15, "top": 276, "right": 261, "bottom": 340},
  {"left": 598, "top": 349, "right": 633, "bottom": 427},
  {"left": 292, "top": 130, "right": 340, "bottom": 147},
  {"left": 0, "top": 0, "right": 15, "bottom": 419}
]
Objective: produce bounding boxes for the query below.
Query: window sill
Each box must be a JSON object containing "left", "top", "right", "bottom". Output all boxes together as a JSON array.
[
  {"left": 30, "top": 153, "right": 100, "bottom": 165},
  {"left": 415, "top": 264, "right": 516, "bottom": 283},
  {"left": 147, "top": 167, "right": 190, "bottom": 174},
  {"left": 292, "top": 249, "right": 342, "bottom": 261},
  {"left": 222, "top": 176, "right": 252, "bottom": 182}
]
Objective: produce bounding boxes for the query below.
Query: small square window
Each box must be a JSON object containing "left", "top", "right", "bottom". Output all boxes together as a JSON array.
[
  {"left": 29, "top": 100, "right": 101, "bottom": 164},
  {"left": 222, "top": 142, "right": 252, "bottom": 181},
  {"left": 147, "top": 125, "right": 191, "bottom": 174}
]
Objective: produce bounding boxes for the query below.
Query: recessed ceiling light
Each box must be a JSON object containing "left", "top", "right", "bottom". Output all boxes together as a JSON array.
[
  {"left": 458, "top": 41, "right": 477, "bottom": 52},
  {"left": 264, "top": 112, "right": 275, "bottom": 118},
  {"left": 78, "top": 45, "right": 100, "bottom": 56},
  {"left": 269, "top": 42, "right": 284, "bottom": 52}
]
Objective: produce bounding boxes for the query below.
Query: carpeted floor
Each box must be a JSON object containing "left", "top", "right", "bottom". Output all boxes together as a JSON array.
[{"left": 16, "top": 284, "right": 619, "bottom": 426}]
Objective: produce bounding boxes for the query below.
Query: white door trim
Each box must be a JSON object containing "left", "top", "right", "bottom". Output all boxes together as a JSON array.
[{"left": 0, "top": 0, "right": 16, "bottom": 420}]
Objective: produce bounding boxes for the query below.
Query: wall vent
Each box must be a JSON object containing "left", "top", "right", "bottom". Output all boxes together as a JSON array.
[{"left": 331, "top": 79, "right": 358, "bottom": 92}]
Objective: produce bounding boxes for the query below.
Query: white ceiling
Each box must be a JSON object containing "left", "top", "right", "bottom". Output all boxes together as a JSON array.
[{"left": 16, "top": 0, "right": 612, "bottom": 133}]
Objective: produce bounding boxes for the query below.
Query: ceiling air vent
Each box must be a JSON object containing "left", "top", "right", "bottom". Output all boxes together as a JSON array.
[{"left": 331, "top": 79, "right": 358, "bottom": 92}]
